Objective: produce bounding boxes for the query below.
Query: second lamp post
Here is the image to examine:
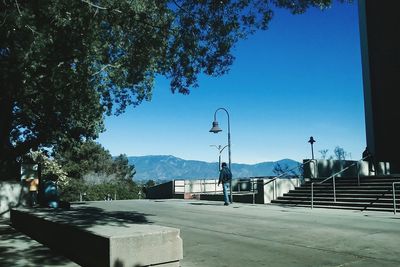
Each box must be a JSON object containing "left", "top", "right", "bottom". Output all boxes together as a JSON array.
[
  {"left": 308, "top": 136, "right": 316, "bottom": 160},
  {"left": 209, "top": 107, "right": 232, "bottom": 203}
]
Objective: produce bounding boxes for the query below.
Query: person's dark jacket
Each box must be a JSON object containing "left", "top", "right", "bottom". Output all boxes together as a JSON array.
[{"left": 219, "top": 166, "right": 232, "bottom": 184}]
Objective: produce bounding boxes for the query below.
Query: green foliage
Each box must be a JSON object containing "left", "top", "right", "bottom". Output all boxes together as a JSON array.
[
  {"left": 144, "top": 179, "right": 156, "bottom": 188},
  {"left": 0, "top": 0, "right": 346, "bottom": 177},
  {"left": 55, "top": 140, "right": 113, "bottom": 179},
  {"left": 53, "top": 140, "right": 138, "bottom": 201},
  {"left": 140, "top": 179, "right": 157, "bottom": 198},
  {"left": 113, "top": 180, "right": 140, "bottom": 200},
  {"left": 59, "top": 178, "right": 87, "bottom": 202},
  {"left": 54, "top": 140, "right": 135, "bottom": 180},
  {"left": 112, "top": 154, "right": 136, "bottom": 181},
  {"left": 60, "top": 176, "right": 139, "bottom": 202}
]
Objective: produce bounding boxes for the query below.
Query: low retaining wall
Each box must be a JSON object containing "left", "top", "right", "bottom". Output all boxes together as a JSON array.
[
  {"left": 303, "top": 159, "right": 391, "bottom": 178},
  {"left": 11, "top": 207, "right": 183, "bottom": 267},
  {"left": 200, "top": 193, "right": 259, "bottom": 204},
  {"left": 263, "top": 178, "right": 300, "bottom": 203}
]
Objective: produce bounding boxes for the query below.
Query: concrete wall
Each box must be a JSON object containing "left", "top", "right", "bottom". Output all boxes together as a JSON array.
[
  {"left": 263, "top": 178, "right": 300, "bottom": 204},
  {"left": 303, "top": 159, "right": 391, "bottom": 179},
  {"left": 0, "top": 181, "right": 28, "bottom": 219},
  {"left": 183, "top": 179, "right": 221, "bottom": 194}
]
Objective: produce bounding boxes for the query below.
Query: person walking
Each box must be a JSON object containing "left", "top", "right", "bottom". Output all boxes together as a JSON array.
[
  {"left": 362, "top": 147, "right": 375, "bottom": 175},
  {"left": 218, "top": 162, "right": 232, "bottom": 206}
]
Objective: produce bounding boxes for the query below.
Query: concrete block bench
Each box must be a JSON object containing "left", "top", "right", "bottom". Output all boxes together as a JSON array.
[{"left": 10, "top": 207, "right": 182, "bottom": 267}]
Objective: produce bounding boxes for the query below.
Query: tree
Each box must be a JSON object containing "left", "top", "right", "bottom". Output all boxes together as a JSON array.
[
  {"left": 319, "top": 149, "right": 329, "bottom": 159},
  {"left": 112, "top": 154, "right": 136, "bottom": 181},
  {"left": 272, "top": 162, "right": 299, "bottom": 177},
  {"left": 0, "top": 0, "right": 347, "bottom": 178},
  {"left": 54, "top": 140, "right": 135, "bottom": 180},
  {"left": 55, "top": 141, "right": 114, "bottom": 179},
  {"left": 318, "top": 147, "right": 350, "bottom": 160},
  {"left": 145, "top": 179, "right": 156, "bottom": 188},
  {"left": 333, "top": 146, "right": 350, "bottom": 160},
  {"left": 56, "top": 142, "right": 139, "bottom": 201}
]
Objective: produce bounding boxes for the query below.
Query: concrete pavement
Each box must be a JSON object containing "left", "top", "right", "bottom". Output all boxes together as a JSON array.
[{"left": 2, "top": 199, "right": 400, "bottom": 266}]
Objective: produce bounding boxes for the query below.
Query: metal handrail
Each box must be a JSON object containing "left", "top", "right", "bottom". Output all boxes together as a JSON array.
[
  {"left": 393, "top": 182, "right": 400, "bottom": 214},
  {"left": 180, "top": 178, "right": 259, "bottom": 198},
  {"left": 264, "top": 159, "right": 316, "bottom": 186},
  {"left": 261, "top": 159, "right": 315, "bottom": 201},
  {"left": 176, "top": 160, "right": 314, "bottom": 203},
  {"left": 184, "top": 178, "right": 265, "bottom": 204},
  {"left": 311, "top": 157, "right": 368, "bottom": 209}
]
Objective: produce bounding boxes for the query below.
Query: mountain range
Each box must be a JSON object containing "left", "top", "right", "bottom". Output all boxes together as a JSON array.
[{"left": 127, "top": 155, "right": 301, "bottom": 182}]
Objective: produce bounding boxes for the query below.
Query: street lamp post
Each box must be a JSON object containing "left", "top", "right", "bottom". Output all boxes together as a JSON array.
[
  {"left": 210, "top": 144, "right": 228, "bottom": 171},
  {"left": 209, "top": 108, "right": 232, "bottom": 203},
  {"left": 308, "top": 136, "right": 316, "bottom": 160}
]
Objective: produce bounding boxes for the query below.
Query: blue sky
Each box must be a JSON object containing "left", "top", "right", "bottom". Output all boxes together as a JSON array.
[{"left": 97, "top": 1, "right": 365, "bottom": 164}]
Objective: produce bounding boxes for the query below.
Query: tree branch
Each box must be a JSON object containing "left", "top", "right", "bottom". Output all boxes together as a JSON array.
[
  {"left": 25, "top": 25, "right": 38, "bottom": 36},
  {"left": 14, "top": 0, "right": 22, "bottom": 16},
  {"left": 81, "top": 0, "right": 107, "bottom": 10},
  {"left": 172, "top": 0, "right": 188, "bottom": 13},
  {"left": 80, "top": 0, "right": 122, "bottom": 13},
  {"left": 92, "top": 63, "right": 120, "bottom": 76},
  {"left": 1, "top": 11, "right": 9, "bottom": 27}
]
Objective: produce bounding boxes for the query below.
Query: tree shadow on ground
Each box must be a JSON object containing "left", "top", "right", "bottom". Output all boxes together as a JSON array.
[
  {"left": 29, "top": 204, "right": 155, "bottom": 229},
  {"left": 0, "top": 222, "right": 78, "bottom": 266}
]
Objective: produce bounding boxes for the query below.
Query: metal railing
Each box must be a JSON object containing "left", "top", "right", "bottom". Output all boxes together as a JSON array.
[
  {"left": 177, "top": 178, "right": 262, "bottom": 203},
  {"left": 311, "top": 157, "right": 368, "bottom": 209},
  {"left": 262, "top": 159, "right": 316, "bottom": 200},
  {"left": 236, "top": 179, "right": 259, "bottom": 204},
  {"left": 265, "top": 159, "right": 316, "bottom": 185},
  {"left": 393, "top": 182, "right": 400, "bottom": 214},
  {"left": 174, "top": 159, "right": 316, "bottom": 203}
]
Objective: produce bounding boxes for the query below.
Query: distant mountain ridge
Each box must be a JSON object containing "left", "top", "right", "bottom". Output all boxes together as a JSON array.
[{"left": 127, "top": 155, "right": 300, "bottom": 181}]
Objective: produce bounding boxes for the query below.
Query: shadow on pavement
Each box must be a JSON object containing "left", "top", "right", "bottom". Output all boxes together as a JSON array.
[
  {"left": 29, "top": 205, "right": 155, "bottom": 229},
  {"left": 188, "top": 202, "right": 224, "bottom": 206},
  {"left": 0, "top": 221, "right": 77, "bottom": 266}
]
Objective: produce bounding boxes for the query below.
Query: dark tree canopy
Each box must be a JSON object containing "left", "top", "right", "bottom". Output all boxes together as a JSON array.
[{"left": 0, "top": 0, "right": 347, "bottom": 178}]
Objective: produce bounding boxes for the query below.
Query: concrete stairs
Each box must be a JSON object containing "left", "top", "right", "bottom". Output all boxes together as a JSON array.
[{"left": 271, "top": 175, "right": 400, "bottom": 212}]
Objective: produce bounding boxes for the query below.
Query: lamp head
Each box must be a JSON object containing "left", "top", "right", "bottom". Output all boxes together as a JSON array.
[
  {"left": 308, "top": 136, "right": 316, "bottom": 144},
  {"left": 209, "top": 121, "right": 222, "bottom": 133}
]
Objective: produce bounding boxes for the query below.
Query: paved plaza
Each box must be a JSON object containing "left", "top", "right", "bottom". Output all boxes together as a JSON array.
[{"left": 1, "top": 199, "right": 400, "bottom": 266}]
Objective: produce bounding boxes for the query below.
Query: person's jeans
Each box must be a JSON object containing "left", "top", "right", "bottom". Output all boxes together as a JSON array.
[
  {"left": 29, "top": 191, "right": 37, "bottom": 206},
  {"left": 222, "top": 182, "right": 230, "bottom": 204}
]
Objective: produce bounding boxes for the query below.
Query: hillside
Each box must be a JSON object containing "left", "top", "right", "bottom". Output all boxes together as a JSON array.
[{"left": 128, "top": 155, "right": 301, "bottom": 182}]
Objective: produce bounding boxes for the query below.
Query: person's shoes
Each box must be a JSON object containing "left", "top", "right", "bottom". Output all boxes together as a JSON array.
[{"left": 224, "top": 203, "right": 229, "bottom": 206}]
